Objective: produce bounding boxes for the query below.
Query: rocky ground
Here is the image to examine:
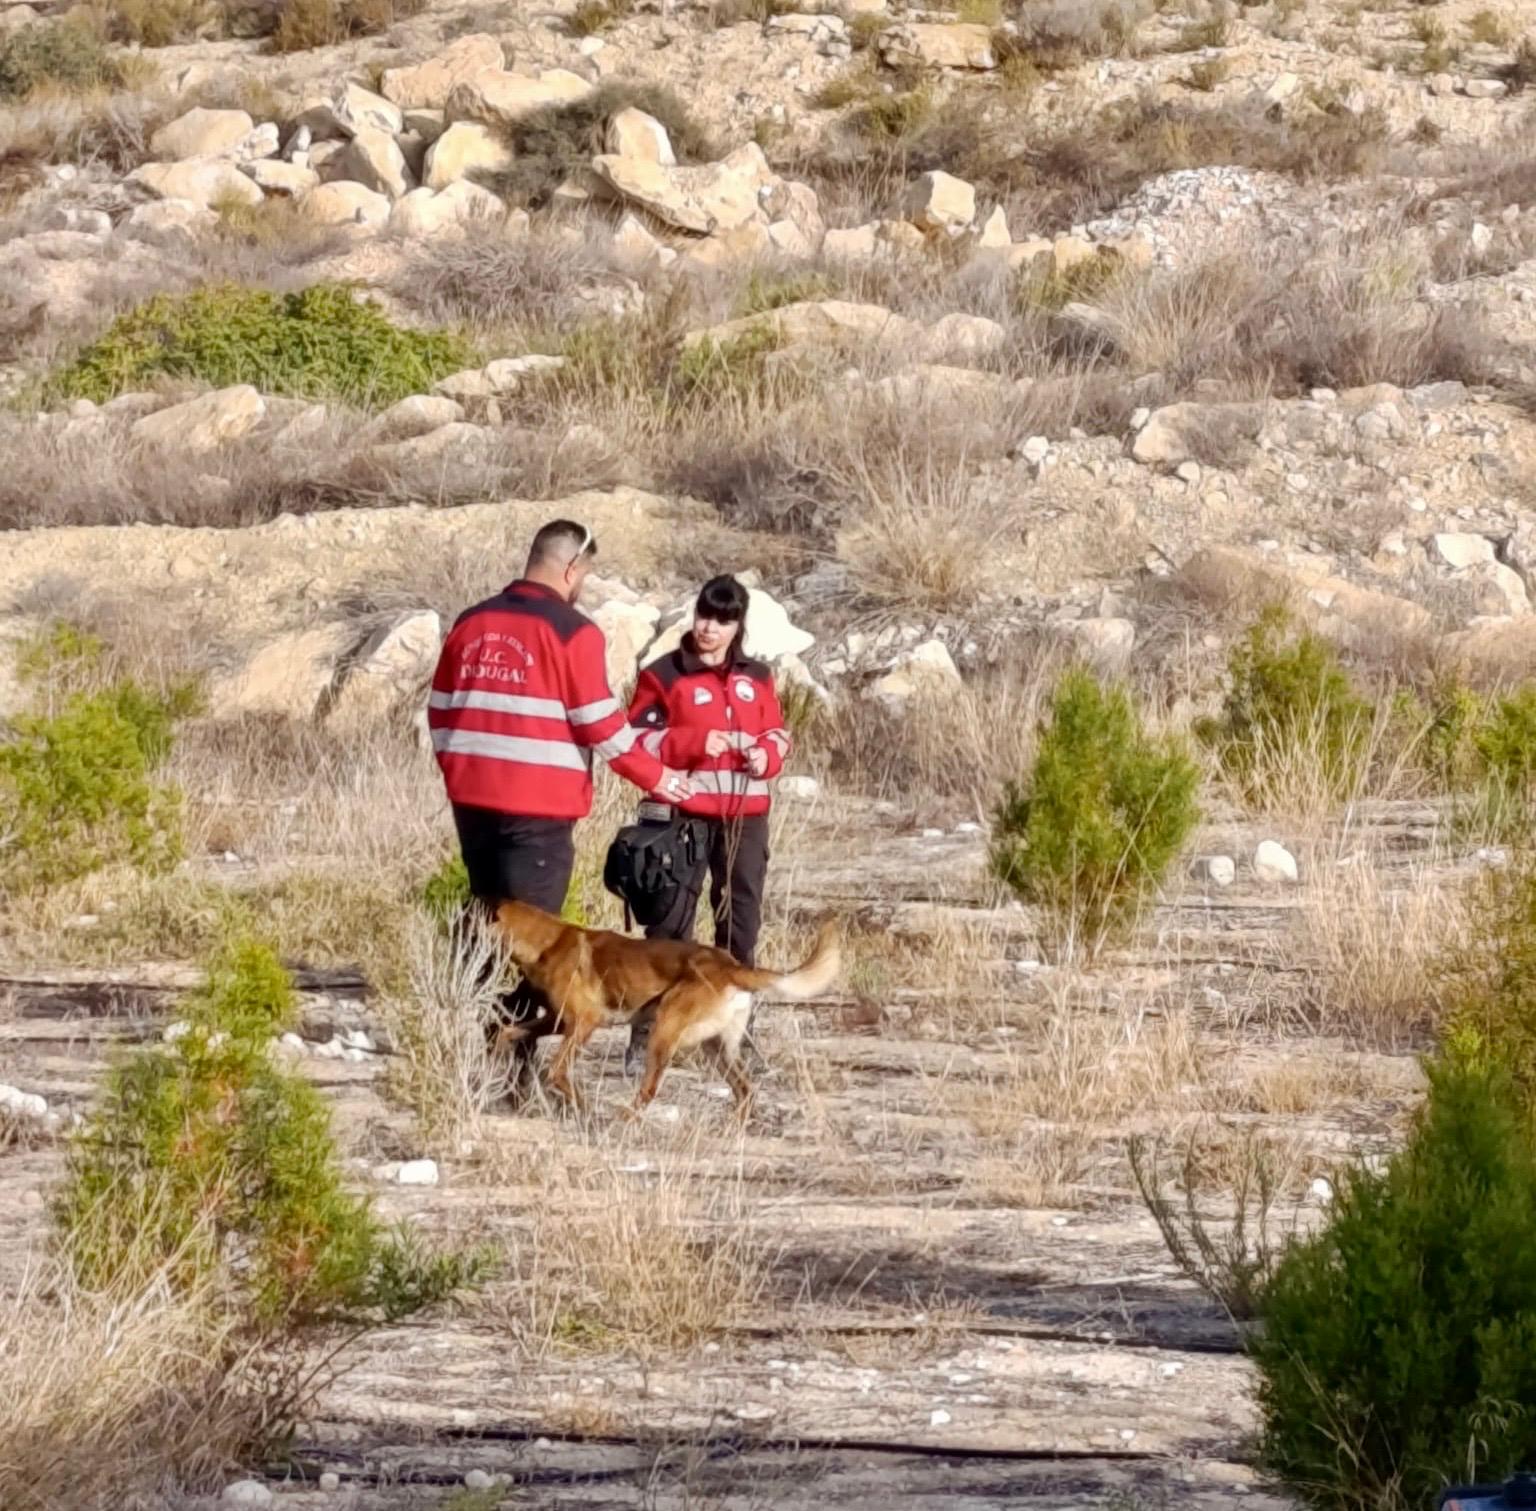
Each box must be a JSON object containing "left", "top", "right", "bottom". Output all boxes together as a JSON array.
[{"left": 3, "top": 0, "right": 1535, "bottom": 1502}]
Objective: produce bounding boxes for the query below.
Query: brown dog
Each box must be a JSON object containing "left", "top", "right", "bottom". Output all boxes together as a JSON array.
[{"left": 490, "top": 900, "right": 840, "bottom": 1116}]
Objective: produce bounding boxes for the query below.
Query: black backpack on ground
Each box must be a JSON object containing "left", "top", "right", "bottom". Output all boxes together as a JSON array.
[{"left": 603, "top": 814, "right": 704, "bottom": 929}]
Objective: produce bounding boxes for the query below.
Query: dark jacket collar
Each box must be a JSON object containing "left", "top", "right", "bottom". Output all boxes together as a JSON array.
[{"left": 506, "top": 579, "right": 565, "bottom": 603}]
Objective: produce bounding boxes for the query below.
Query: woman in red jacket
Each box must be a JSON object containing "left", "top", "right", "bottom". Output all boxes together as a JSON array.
[{"left": 624, "top": 575, "right": 792, "bottom": 1071}]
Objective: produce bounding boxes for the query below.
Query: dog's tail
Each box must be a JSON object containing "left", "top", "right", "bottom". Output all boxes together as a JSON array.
[{"left": 733, "top": 920, "right": 840, "bottom": 1001}]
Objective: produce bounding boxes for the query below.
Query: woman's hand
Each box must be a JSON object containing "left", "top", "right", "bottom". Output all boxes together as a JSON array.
[
  {"left": 704, "top": 729, "right": 732, "bottom": 758},
  {"left": 745, "top": 745, "right": 769, "bottom": 778}
]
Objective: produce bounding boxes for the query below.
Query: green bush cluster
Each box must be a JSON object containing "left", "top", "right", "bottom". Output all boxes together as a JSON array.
[
  {"left": 1198, "top": 605, "right": 1374, "bottom": 805},
  {"left": 48, "top": 284, "right": 478, "bottom": 410},
  {"left": 1255, "top": 1057, "right": 1536, "bottom": 1509},
  {"left": 0, "top": 19, "right": 120, "bottom": 100},
  {"left": 990, "top": 668, "right": 1201, "bottom": 948},
  {"left": 56, "top": 937, "right": 485, "bottom": 1447},
  {"left": 0, "top": 688, "right": 194, "bottom": 893}
]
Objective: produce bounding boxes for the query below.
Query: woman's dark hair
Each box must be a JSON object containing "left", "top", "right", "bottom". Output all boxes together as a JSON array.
[{"left": 693, "top": 575, "right": 750, "bottom": 662}]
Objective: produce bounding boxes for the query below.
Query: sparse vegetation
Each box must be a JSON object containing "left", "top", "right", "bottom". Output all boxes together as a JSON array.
[
  {"left": 0, "top": 624, "right": 198, "bottom": 893},
  {"left": 471, "top": 81, "right": 716, "bottom": 209},
  {"left": 1198, "top": 606, "right": 1374, "bottom": 811},
  {"left": 54, "top": 936, "right": 486, "bottom": 1460},
  {"left": 1129, "top": 1131, "right": 1285, "bottom": 1319},
  {"left": 990, "top": 668, "right": 1201, "bottom": 951},
  {"left": 47, "top": 284, "right": 478, "bottom": 409},
  {"left": 0, "top": 19, "right": 121, "bottom": 101},
  {"left": 271, "top": 0, "right": 427, "bottom": 52}
]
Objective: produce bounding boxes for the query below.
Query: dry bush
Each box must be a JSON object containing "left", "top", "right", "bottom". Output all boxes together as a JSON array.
[
  {"left": 490, "top": 1166, "right": 771, "bottom": 1361},
  {"left": 1000, "top": 0, "right": 1152, "bottom": 68},
  {"left": 800, "top": 91, "right": 1390, "bottom": 235},
  {"left": 1295, "top": 852, "right": 1460, "bottom": 1046},
  {"left": 969, "top": 992, "right": 1208, "bottom": 1129},
  {"left": 0, "top": 1259, "right": 250, "bottom": 1509},
  {"left": 1128, "top": 1129, "right": 1287, "bottom": 1319},
  {"left": 271, "top": 0, "right": 425, "bottom": 52},
  {"left": 378, "top": 912, "right": 514, "bottom": 1151},
  {"left": 826, "top": 651, "right": 1063, "bottom": 811},
  {"left": 0, "top": 87, "right": 165, "bottom": 179},
  {"left": 393, "top": 222, "right": 626, "bottom": 333}
]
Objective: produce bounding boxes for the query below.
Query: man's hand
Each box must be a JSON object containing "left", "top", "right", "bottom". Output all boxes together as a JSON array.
[
  {"left": 655, "top": 767, "right": 693, "bottom": 803},
  {"left": 745, "top": 745, "right": 769, "bottom": 778},
  {"left": 704, "top": 729, "right": 731, "bottom": 758}
]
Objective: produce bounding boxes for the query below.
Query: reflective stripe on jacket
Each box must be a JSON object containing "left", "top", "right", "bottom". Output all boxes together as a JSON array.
[{"left": 627, "top": 645, "right": 790, "bottom": 819}]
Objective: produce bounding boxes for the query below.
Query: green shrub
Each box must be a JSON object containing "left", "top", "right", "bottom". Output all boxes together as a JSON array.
[
  {"left": 990, "top": 668, "right": 1201, "bottom": 949},
  {"left": 420, "top": 852, "right": 472, "bottom": 928},
  {"left": 55, "top": 937, "right": 486, "bottom": 1453},
  {"left": 1473, "top": 685, "right": 1536, "bottom": 828},
  {"left": 1255, "top": 1056, "right": 1536, "bottom": 1509},
  {"left": 1198, "top": 605, "right": 1374, "bottom": 807},
  {"left": 0, "top": 684, "right": 188, "bottom": 891},
  {"left": 1435, "top": 854, "right": 1536, "bottom": 1117},
  {"left": 0, "top": 20, "right": 121, "bottom": 100},
  {"left": 734, "top": 270, "right": 835, "bottom": 318},
  {"left": 48, "top": 284, "right": 478, "bottom": 409},
  {"left": 672, "top": 325, "right": 784, "bottom": 408}
]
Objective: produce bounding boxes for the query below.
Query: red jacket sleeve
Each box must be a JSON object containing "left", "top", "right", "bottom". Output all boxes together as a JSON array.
[
  {"left": 567, "top": 624, "right": 664, "bottom": 793},
  {"left": 755, "top": 678, "right": 792, "bottom": 779},
  {"left": 627, "top": 665, "right": 711, "bottom": 767}
]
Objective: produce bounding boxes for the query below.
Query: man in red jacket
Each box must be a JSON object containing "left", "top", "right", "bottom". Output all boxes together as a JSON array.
[{"left": 428, "top": 518, "right": 691, "bottom": 1091}]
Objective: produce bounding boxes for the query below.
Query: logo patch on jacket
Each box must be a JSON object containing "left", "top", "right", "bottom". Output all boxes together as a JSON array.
[
  {"left": 694, "top": 687, "right": 713, "bottom": 705},
  {"left": 734, "top": 678, "right": 757, "bottom": 702}
]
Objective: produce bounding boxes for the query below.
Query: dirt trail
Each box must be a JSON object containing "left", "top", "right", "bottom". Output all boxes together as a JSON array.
[{"left": 0, "top": 795, "right": 1438, "bottom": 1507}]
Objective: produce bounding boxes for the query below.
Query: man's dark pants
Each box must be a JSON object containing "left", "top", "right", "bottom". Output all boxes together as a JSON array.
[
  {"left": 453, "top": 804, "right": 574, "bottom": 1099},
  {"left": 629, "top": 814, "right": 771, "bottom": 1072}
]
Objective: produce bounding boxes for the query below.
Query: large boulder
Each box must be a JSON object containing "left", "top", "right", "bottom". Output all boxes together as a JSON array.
[
  {"left": 245, "top": 159, "right": 320, "bottom": 196},
  {"left": 123, "top": 198, "right": 218, "bottom": 248},
  {"left": 365, "top": 394, "right": 465, "bottom": 443},
  {"left": 388, "top": 181, "right": 505, "bottom": 237},
  {"left": 129, "top": 159, "right": 263, "bottom": 210},
  {"left": 297, "top": 181, "right": 392, "bottom": 228},
  {"left": 869, "top": 640, "right": 962, "bottom": 709},
  {"left": 605, "top": 107, "right": 675, "bottom": 165},
  {"left": 1131, "top": 402, "right": 1262, "bottom": 468},
  {"left": 423, "top": 121, "right": 513, "bottom": 189},
  {"left": 330, "top": 128, "right": 413, "bottom": 200},
  {"left": 591, "top": 142, "right": 775, "bottom": 236},
  {"left": 368, "top": 422, "right": 505, "bottom": 493},
  {"left": 149, "top": 107, "right": 254, "bottom": 162},
  {"left": 328, "top": 611, "right": 442, "bottom": 732},
  {"left": 903, "top": 170, "right": 975, "bottom": 234},
  {"left": 131, "top": 387, "right": 266, "bottom": 455},
  {"left": 209, "top": 624, "right": 353, "bottom": 720},
  {"left": 878, "top": 22, "right": 996, "bottom": 70},
  {"left": 296, "top": 81, "right": 403, "bottom": 140},
  {"left": 445, "top": 68, "right": 592, "bottom": 127},
  {"left": 913, "top": 311, "right": 1008, "bottom": 364},
  {"left": 381, "top": 34, "right": 504, "bottom": 110}
]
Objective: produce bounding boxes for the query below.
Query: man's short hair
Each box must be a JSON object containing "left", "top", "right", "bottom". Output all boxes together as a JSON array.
[{"left": 527, "top": 519, "right": 597, "bottom": 569}]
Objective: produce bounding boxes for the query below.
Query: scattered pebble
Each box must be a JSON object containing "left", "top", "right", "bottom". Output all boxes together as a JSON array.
[
  {"left": 930, "top": 1408, "right": 953, "bottom": 1426},
  {"left": 221, "top": 1481, "right": 273, "bottom": 1508},
  {"left": 1252, "top": 840, "right": 1299, "bottom": 885},
  {"left": 1194, "top": 854, "right": 1236, "bottom": 887},
  {"left": 465, "top": 1469, "right": 495, "bottom": 1491},
  {"left": 0, "top": 1084, "right": 47, "bottom": 1120},
  {"left": 396, "top": 1159, "right": 440, "bottom": 1186},
  {"left": 318, "top": 1471, "right": 340, "bottom": 1491}
]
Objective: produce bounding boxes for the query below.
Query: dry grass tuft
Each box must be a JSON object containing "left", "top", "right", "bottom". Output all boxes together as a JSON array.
[
  {"left": 488, "top": 1163, "right": 772, "bottom": 1360},
  {"left": 1295, "top": 850, "right": 1461, "bottom": 1046},
  {"left": 0, "top": 1258, "right": 250, "bottom": 1509},
  {"left": 379, "top": 912, "right": 514, "bottom": 1152}
]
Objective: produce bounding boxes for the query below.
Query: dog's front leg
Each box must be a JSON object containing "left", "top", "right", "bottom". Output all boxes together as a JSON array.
[{"left": 545, "top": 1011, "right": 598, "bottom": 1112}]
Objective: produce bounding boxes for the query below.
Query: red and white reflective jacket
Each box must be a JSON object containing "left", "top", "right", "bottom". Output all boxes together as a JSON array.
[
  {"left": 429, "top": 580, "right": 663, "bottom": 820},
  {"left": 627, "top": 644, "right": 791, "bottom": 819}
]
